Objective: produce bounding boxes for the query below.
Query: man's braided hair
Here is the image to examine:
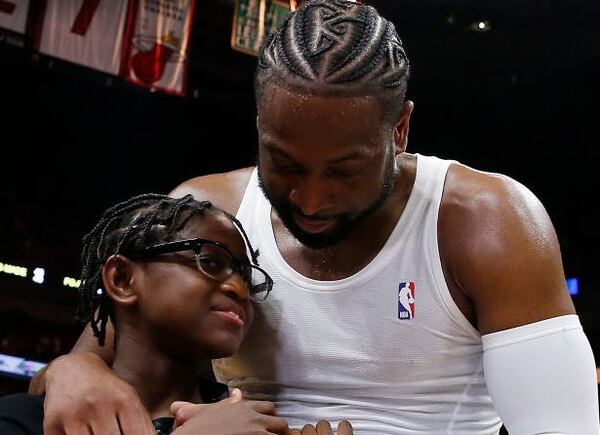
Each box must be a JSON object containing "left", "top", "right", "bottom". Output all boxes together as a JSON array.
[{"left": 255, "top": 0, "right": 410, "bottom": 122}]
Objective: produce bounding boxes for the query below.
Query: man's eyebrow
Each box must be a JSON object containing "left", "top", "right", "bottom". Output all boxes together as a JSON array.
[
  {"left": 329, "top": 152, "right": 370, "bottom": 164},
  {"left": 263, "top": 143, "right": 296, "bottom": 160},
  {"left": 263, "top": 141, "right": 284, "bottom": 152},
  {"left": 264, "top": 142, "right": 370, "bottom": 164}
]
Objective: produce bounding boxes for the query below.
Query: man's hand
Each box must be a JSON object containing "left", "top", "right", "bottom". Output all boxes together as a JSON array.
[
  {"left": 171, "top": 389, "right": 289, "bottom": 434},
  {"left": 288, "top": 420, "right": 353, "bottom": 435},
  {"left": 43, "top": 352, "right": 155, "bottom": 435}
]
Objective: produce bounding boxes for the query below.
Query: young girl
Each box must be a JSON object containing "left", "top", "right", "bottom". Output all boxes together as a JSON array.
[{"left": 0, "top": 193, "right": 286, "bottom": 434}]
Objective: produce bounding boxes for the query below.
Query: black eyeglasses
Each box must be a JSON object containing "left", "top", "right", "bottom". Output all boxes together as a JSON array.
[{"left": 130, "top": 238, "right": 273, "bottom": 302}]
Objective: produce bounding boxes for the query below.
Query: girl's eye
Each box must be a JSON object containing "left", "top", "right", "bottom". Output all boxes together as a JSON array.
[{"left": 197, "top": 254, "right": 230, "bottom": 277}]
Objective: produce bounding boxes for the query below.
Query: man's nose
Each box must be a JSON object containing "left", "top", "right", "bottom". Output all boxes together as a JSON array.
[{"left": 289, "top": 175, "right": 334, "bottom": 216}]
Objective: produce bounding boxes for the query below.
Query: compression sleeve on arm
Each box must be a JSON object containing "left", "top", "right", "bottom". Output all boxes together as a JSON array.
[{"left": 482, "top": 314, "right": 599, "bottom": 435}]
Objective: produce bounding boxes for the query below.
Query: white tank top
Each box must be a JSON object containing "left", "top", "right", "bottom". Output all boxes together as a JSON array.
[{"left": 214, "top": 154, "right": 502, "bottom": 434}]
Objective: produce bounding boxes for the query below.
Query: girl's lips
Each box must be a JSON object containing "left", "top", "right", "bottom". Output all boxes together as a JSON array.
[{"left": 211, "top": 309, "right": 245, "bottom": 329}]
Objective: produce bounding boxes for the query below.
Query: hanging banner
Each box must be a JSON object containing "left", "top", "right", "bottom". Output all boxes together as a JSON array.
[
  {"left": 0, "top": 0, "right": 30, "bottom": 34},
  {"left": 231, "top": 0, "right": 290, "bottom": 56},
  {"left": 37, "top": 0, "right": 130, "bottom": 75},
  {"left": 122, "top": 0, "right": 196, "bottom": 96}
]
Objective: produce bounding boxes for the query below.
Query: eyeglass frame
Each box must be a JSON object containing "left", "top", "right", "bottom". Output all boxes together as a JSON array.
[{"left": 125, "top": 238, "right": 273, "bottom": 302}]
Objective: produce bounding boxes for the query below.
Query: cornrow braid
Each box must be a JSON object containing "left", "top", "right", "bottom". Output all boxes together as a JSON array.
[
  {"left": 255, "top": 0, "right": 410, "bottom": 122},
  {"left": 77, "top": 193, "right": 214, "bottom": 347}
]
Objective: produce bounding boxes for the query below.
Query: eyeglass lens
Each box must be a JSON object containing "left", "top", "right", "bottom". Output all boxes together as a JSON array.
[{"left": 195, "top": 243, "right": 269, "bottom": 300}]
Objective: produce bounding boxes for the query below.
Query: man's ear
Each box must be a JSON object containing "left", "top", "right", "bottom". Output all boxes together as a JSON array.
[
  {"left": 393, "top": 100, "right": 414, "bottom": 154},
  {"left": 102, "top": 254, "right": 139, "bottom": 306}
]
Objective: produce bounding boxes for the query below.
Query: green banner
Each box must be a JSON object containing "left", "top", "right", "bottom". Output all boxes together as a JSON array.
[{"left": 231, "top": 0, "right": 290, "bottom": 56}]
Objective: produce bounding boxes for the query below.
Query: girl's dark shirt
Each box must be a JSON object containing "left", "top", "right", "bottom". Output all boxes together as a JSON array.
[{"left": 0, "top": 379, "right": 229, "bottom": 434}]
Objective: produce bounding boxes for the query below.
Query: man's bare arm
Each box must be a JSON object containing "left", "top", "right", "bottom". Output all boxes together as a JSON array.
[
  {"left": 439, "top": 163, "right": 574, "bottom": 333},
  {"left": 439, "top": 163, "right": 598, "bottom": 433}
]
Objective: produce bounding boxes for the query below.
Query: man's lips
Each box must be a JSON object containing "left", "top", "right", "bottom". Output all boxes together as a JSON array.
[{"left": 293, "top": 213, "right": 336, "bottom": 234}]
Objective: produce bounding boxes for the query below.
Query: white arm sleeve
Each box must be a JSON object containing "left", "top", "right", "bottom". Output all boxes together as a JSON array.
[{"left": 482, "top": 314, "right": 599, "bottom": 435}]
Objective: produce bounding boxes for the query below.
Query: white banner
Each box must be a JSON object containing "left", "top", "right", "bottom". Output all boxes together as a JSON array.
[
  {"left": 0, "top": 0, "right": 30, "bottom": 34},
  {"left": 38, "top": 0, "right": 130, "bottom": 75},
  {"left": 122, "top": 0, "right": 196, "bottom": 96}
]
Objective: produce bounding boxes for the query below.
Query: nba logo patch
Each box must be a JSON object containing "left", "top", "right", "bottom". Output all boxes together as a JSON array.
[{"left": 398, "top": 282, "right": 416, "bottom": 320}]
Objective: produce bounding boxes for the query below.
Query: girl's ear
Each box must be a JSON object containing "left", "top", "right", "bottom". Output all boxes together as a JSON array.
[{"left": 101, "top": 255, "right": 139, "bottom": 306}]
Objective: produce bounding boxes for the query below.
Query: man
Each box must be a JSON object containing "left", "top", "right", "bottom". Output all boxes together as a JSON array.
[{"left": 32, "top": 0, "right": 599, "bottom": 433}]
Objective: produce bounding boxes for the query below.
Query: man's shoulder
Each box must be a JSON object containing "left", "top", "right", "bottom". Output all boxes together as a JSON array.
[
  {"left": 438, "top": 160, "right": 552, "bottom": 281},
  {"left": 439, "top": 160, "right": 551, "bottom": 255},
  {"left": 442, "top": 161, "right": 533, "bottom": 214},
  {"left": 169, "top": 166, "right": 255, "bottom": 215}
]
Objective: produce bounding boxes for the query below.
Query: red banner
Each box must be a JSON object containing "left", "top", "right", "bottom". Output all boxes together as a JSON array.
[
  {"left": 0, "top": 0, "right": 30, "bottom": 34},
  {"left": 122, "top": 0, "right": 196, "bottom": 96},
  {"left": 37, "top": 0, "right": 130, "bottom": 75}
]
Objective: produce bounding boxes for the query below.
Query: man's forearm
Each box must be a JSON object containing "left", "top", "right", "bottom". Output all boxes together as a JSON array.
[{"left": 482, "top": 315, "right": 600, "bottom": 433}]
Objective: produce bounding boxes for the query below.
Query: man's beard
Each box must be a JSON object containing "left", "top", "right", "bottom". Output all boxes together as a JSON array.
[{"left": 257, "top": 159, "right": 397, "bottom": 250}]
